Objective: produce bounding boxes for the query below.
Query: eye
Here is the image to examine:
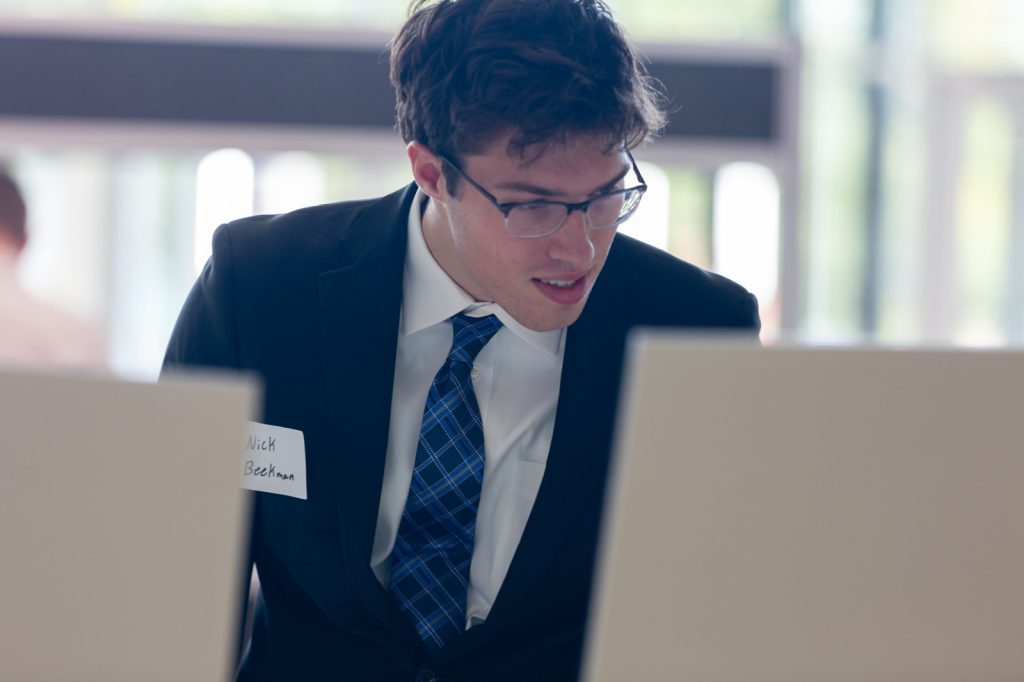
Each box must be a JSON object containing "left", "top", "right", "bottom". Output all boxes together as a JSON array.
[{"left": 587, "top": 193, "right": 625, "bottom": 225}]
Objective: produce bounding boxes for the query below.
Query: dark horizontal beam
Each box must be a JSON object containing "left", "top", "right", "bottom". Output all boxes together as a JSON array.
[
  {"left": 1, "top": 33, "right": 778, "bottom": 142},
  {"left": 649, "top": 60, "right": 778, "bottom": 141}
]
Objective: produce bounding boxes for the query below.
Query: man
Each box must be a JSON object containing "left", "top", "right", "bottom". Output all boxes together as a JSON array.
[
  {"left": 164, "top": 0, "right": 759, "bottom": 679},
  {"left": 0, "top": 168, "right": 106, "bottom": 369}
]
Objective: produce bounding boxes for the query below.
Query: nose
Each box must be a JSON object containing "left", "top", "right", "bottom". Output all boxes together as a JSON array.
[{"left": 547, "top": 209, "right": 595, "bottom": 266}]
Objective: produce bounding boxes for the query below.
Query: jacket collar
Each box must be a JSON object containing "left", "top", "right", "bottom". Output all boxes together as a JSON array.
[{"left": 318, "top": 182, "right": 423, "bottom": 647}]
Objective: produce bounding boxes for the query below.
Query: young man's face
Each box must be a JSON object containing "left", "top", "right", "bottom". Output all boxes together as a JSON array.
[{"left": 417, "top": 134, "right": 632, "bottom": 332}]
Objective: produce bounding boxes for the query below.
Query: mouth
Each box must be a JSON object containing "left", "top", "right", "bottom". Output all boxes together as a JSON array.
[
  {"left": 536, "top": 277, "right": 578, "bottom": 288},
  {"left": 532, "top": 273, "right": 589, "bottom": 305}
]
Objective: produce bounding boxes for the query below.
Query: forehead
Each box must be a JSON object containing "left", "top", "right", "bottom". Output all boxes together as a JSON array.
[
  {"left": 467, "top": 132, "right": 628, "bottom": 195},
  {"left": 483, "top": 130, "right": 621, "bottom": 166}
]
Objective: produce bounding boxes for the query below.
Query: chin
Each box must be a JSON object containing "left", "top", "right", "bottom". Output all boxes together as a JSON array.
[{"left": 515, "top": 304, "right": 586, "bottom": 332}]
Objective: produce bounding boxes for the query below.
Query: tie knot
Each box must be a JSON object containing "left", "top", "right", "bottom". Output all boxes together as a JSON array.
[{"left": 449, "top": 313, "right": 502, "bottom": 365}]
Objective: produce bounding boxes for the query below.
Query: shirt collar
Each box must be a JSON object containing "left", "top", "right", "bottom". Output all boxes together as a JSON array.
[{"left": 401, "top": 188, "right": 563, "bottom": 356}]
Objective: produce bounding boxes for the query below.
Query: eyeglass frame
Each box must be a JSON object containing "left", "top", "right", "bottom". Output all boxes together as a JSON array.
[{"left": 436, "top": 148, "right": 648, "bottom": 240}]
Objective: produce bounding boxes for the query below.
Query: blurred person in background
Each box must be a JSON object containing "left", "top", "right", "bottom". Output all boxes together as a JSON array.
[{"left": 0, "top": 167, "right": 106, "bottom": 370}]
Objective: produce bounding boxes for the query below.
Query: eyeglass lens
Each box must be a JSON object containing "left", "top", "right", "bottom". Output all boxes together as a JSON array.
[{"left": 506, "top": 188, "right": 643, "bottom": 237}]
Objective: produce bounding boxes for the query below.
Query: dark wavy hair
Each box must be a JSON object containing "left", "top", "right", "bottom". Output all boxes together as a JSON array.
[
  {"left": 389, "top": 0, "right": 665, "bottom": 186},
  {"left": 0, "top": 168, "right": 26, "bottom": 245}
]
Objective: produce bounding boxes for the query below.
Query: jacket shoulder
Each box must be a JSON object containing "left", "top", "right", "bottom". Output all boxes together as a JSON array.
[
  {"left": 609, "top": 234, "right": 760, "bottom": 330},
  {"left": 213, "top": 192, "right": 399, "bottom": 268}
]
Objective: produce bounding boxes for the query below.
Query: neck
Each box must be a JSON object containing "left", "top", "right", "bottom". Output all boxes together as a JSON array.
[{"left": 419, "top": 196, "right": 471, "bottom": 298}]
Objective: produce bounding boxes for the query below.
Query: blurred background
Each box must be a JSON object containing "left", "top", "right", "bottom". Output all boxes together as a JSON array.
[{"left": 1, "top": 0, "right": 1021, "bottom": 376}]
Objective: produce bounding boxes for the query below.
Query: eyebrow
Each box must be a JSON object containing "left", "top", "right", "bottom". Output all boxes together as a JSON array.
[{"left": 493, "top": 164, "right": 631, "bottom": 199}]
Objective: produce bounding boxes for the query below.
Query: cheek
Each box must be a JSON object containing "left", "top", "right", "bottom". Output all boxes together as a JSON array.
[
  {"left": 451, "top": 215, "right": 518, "bottom": 280},
  {"left": 593, "top": 230, "right": 617, "bottom": 260},
  {"left": 449, "top": 209, "right": 494, "bottom": 259}
]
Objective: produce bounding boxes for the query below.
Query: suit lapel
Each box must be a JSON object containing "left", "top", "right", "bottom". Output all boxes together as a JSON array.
[
  {"left": 318, "top": 184, "right": 422, "bottom": 644},
  {"left": 496, "top": 275, "right": 630, "bottom": 603},
  {"left": 435, "top": 238, "right": 636, "bottom": 659}
]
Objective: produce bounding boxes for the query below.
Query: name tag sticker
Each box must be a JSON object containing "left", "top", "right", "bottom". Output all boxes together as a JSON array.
[{"left": 242, "top": 422, "right": 307, "bottom": 500}]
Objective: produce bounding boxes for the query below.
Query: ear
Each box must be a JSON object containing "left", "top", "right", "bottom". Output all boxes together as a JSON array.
[{"left": 407, "top": 142, "right": 449, "bottom": 201}]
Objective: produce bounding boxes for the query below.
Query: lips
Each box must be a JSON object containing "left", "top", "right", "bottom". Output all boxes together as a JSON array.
[{"left": 532, "top": 273, "right": 588, "bottom": 305}]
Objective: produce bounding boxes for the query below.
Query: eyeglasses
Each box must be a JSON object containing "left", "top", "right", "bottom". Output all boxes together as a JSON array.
[{"left": 438, "top": 150, "right": 648, "bottom": 239}]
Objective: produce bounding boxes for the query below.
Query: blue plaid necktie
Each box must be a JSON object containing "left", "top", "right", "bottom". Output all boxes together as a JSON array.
[{"left": 389, "top": 312, "right": 503, "bottom": 650}]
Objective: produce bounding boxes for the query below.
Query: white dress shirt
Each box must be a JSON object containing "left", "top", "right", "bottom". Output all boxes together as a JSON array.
[{"left": 370, "top": 189, "right": 565, "bottom": 628}]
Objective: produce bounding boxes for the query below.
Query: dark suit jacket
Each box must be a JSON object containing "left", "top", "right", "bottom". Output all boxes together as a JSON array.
[{"left": 163, "top": 183, "right": 759, "bottom": 682}]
